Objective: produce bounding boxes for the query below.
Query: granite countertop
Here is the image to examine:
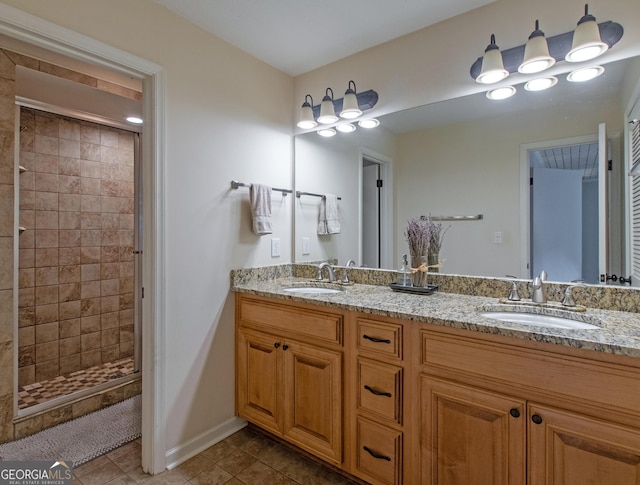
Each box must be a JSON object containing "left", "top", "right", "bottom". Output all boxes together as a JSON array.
[{"left": 232, "top": 277, "right": 640, "bottom": 358}]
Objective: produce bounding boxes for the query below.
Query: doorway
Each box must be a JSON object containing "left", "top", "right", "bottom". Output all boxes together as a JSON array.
[{"left": 527, "top": 138, "right": 602, "bottom": 283}]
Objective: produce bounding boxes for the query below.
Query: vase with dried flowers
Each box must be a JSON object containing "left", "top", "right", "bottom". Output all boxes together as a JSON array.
[
  {"left": 405, "top": 218, "right": 431, "bottom": 287},
  {"left": 425, "top": 217, "right": 451, "bottom": 273}
]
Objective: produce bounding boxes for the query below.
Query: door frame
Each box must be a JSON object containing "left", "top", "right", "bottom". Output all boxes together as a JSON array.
[
  {"left": 0, "top": 4, "right": 167, "bottom": 473},
  {"left": 519, "top": 134, "right": 598, "bottom": 279},
  {"left": 359, "top": 147, "right": 393, "bottom": 269}
]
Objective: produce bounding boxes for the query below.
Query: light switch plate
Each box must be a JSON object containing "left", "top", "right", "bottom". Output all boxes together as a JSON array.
[
  {"left": 494, "top": 231, "right": 503, "bottom": 244},
  {"left": 302, "top": 237, "right": 310, "bottom": 255},
  {"left": 271, "top": 238, "right": 281, "bottom": 257}
]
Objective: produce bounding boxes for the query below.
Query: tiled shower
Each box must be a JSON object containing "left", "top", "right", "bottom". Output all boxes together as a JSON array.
[{"left": 17, "top": 107, "right": 138, "bottom": 409}]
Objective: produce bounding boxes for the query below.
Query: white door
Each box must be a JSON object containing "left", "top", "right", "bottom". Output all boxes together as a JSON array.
[
  {"left": 598, "top": 123, "right": 609, "bottom": 283},
  {"left": 626, "top": 104, "right": 640, "bottom": 287},
  {"left": 362, "top": 160, "right": 380, "bottom": 268}
]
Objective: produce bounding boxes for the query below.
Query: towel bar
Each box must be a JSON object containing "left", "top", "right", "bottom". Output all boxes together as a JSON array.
[
  {"left": 421, "top": 214, "right": 483, "bottom": 221},
  {"left": 230, "top": 180, "right": 292, "bottom": 195},
  {"left": 296, "top": 191, "right": 342, "bottom": 200}
]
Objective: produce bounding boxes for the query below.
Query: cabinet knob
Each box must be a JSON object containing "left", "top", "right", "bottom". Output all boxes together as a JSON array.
[
  {"left": 282, "top": 344, "right": 289, "bottom": 351},
  {"left": 509, "top": 408, "right": 521, "bottom": 418},
  {"left": 274, "top": 342, "right": 280, "bottom": 349},
  {"left": 531, "top": 414, "right": 543, "bottom": 425},
  {"left": 363, "top": 446, "right": 391, "bottom": 462}
]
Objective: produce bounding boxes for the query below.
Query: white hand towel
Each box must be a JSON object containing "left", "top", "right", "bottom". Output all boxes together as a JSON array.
[
  {"left": 317, "top": 194, "right": 340, "bottom": 235},
  {"left": 250, "top": 184, "right": 272, "bottom": 235}
]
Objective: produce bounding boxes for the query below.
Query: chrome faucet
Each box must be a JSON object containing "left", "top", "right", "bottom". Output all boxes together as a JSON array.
[
  {"left": 341, "top": 259, "right": 357, "bottom": 284},
  {"left": 316, "top": 262, "right": 337, "bottom": 282},
  {"left": 531, "top": 270, "right": 547, "bottom": 304},
  {"left": 504, "top": 275, "right": 521, "bottom": 301},
  {"left": 561, "top": 283, "right": 586, "bottom": 307}
]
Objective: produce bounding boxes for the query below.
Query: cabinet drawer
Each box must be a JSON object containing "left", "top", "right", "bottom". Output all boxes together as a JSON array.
[
  {"left": 358, "top": 358, "right": 403, "bottom": 424},
  {"left": 357, "top": 319, "right": 402, "bottom": 359},
  {"left": 421, "top": 330, "right": 640, "bottom": 414},
  {"left": 356, "top": 417, "right": 403, "bottom": 485},
  {"left": 238, "top": 296, "right": 343, "bottom": 345}
]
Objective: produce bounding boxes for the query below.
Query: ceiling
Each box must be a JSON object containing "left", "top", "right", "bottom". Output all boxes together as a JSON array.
[{"left": 152, "top": 0, "right": 494, "bottom": 76}]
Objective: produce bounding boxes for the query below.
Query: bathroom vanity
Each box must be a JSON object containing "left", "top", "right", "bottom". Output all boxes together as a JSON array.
[{"left": 233, "top": 270, "right": 640, "bottom": 485}]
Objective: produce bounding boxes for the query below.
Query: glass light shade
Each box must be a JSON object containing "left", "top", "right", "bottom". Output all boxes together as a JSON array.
[
  {"left": 566, "top": 9, "right": 608, "bottom": 62},
  {"left": 297, "top": 104, "right": 317, "bottom": 129},
  {"left": 358, "top": 119, "right": 380, "bottom": 128},
  {"left": 486, "top": 86, "right": 516, "bottom": 100},
  {"left": 125, "top": 116, "right": 143, "bottom": 124},
  {"left": 566, "top": 65, "right": 604, "bottom": 82},
  {"left": 476, "top": 35, "right": 509, "bottom": 84},
  {"left": 336, "top": 123, "right": 356, "bottom": 133},
  {"left": 340, "top": 92, "right": 362, "bottom": 119},
  {"left": 524, "top": 76, "right": 558, "bottom": 91},
  {"left": 318, "top": 90, "right": 338, "bottom": 124},
  {"left": 317, "top": 128, "right": 337, "bottom": 137},
  {"left": 518, "top": 26, "right": 555, "bottom": 74}
]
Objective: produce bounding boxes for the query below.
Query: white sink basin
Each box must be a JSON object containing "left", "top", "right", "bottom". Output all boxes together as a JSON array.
[
  {"left": 281, "top": 285, "right": 344, "bottom": 295},
  {"left": 480, "top": 311, "right": 600, "bottom": 330}
]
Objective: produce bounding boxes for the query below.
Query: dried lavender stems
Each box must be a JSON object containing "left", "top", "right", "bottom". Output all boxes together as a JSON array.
[{"left": 405, "top": 218, "right": 431, "bottom": 259}]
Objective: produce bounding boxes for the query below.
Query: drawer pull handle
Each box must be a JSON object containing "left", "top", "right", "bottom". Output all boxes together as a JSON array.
[
  {"left": 363, "top": 334, "right": 391, "bottom": 344},
  {"left": 363, "top": 446, "right": 391, "bottom": 461},
  {"left": 282, "top": 344, "right": 289, "bottom": 351},
  {"left": 531, "top": 414, "right": 543, "bottom": 425},
  {"left": 364, "top": 385, "right": 392, "bottom": 398},
  {"left": 509, "top": 408, "right": 520, "bottom": 418},
  {"left": 274, "top": 342, "right": 280, "bottom": 349}
]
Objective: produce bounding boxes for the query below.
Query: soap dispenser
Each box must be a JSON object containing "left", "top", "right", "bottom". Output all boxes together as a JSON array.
[{"left": 397, "top": 254, "right": 413, "bottom": 287}]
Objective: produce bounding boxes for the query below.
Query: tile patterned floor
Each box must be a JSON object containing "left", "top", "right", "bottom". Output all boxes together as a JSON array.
[
  {"left": 74, "top": 426, "right": 363, "bottom": 485},
  {"left": 18, "top": 358, "right": 136, "bottom": 409}
]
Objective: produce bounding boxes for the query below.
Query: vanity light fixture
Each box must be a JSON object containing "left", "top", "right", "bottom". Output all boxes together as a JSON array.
[
  {"left": 486, "top": 86, "right": 517, "bottom": 100},
  {"left": 125, "top": 116, "right": 143, "bottom": 124},
  {"left": 565, "top": 4, "right": 609, "bottom": 63},
  {"left": 566, "top": 65, "right": 604, "bottom": 82},
  {"left": 297, "top": 95, "right": 318, "bottom": 129},
  {"left": 358, "top": 118, "right": 380, "bottom": 128},
  {"left": 524, "top": 76, "right": 558, "bottom": 91},
  {"left": 317, "top": 128, "right": 337, "bottom": 137},
  {"left": 518, "top": 20, "right": 556, "bottom": 74},
  {"left": 476, "top": 34, "right": 509, "bottom": 84},
  {"left": 336, "top": 123, "right": 357, "bottom": 133},
  {"left": 318, "top": 88, "right": 339, "bottom": 124},
  {"left": 340, "top": 81, "right": 363, "bottom": 119}
]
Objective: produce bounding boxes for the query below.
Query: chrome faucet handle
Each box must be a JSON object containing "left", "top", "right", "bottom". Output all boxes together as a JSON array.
[
  {"left": 539, "top": 270, "right": 547, "bottom": 282},
  {"left": 531, "top": 275, "right": 546, "bottom": 304},
  {"left": 316, "top": 262, "right": 337, "bottom": 282},
  {"left": 345, "top": 259, "right": 357, "bottom": 267},
  {"left": 561, "top": 283, "right": 586, "bottom": 307},
  {"left": 504, "top": 275, "right": 521, "bottom": 301}
]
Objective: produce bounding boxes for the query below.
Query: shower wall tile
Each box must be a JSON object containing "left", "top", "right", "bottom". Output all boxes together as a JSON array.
[
  {"left": 18, "top": 108, "right": 137, "bottom": 385},
  {"left": 0, "top": 341, "right": 12, "bottom": 395},
  {"left": 0, "top": 238, "right": 12, "bottom": 289},
  {"left": 0, "top": 185, "right": 13, "bottom": 236},
  {"left": 0, "top": 290, "right": 13, "bottom": 343}
]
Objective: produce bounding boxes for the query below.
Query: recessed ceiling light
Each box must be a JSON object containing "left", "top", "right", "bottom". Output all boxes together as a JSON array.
[
  {"left": 336, "top": 123, "right": 356, "bottom": 133},
  {"left": 486, "top": 86, "right": 516, "bottom": 100},
  {"left": 126, "top": 116, "right": 143, "bottom": 124},
  {"left": 524, "top": 76, "right": 558, "bottom": 92},
  {"left": 317, "top": 128, "right": 337, "bottom": 137},
  {"left": 566, "top": 65, "right": 605, "bottom": 82},
  {"left": 358, "top": 119, "right": 380, "bottom": 128}
]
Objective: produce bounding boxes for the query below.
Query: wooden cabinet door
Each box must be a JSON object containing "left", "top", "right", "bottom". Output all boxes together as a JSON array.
[
  {"left": 236, "top": 328, "right": 282, "bottom": 435},
  {"left": 421, "top": 376, "right": 526, "bottom": 485},
  {"left": 282, "top": 340, "right": 343, "bottom": 465},
  {"left": 529, "top": 404, "right": 640, "bottom": 485}
]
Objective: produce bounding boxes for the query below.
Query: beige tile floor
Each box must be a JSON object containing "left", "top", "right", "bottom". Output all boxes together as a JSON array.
[{"left": 73, "top": 426, "right": 362, "bottom": 485}]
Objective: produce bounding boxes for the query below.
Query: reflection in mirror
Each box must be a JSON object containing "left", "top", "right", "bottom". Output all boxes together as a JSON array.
[{"left": 294, "top": 55, "right": 640, "bottom": 285}]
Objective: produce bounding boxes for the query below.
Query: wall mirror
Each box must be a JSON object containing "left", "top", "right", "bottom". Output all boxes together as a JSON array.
[{"left": 294, "top": 54, "right": 640, "bottom": 286}]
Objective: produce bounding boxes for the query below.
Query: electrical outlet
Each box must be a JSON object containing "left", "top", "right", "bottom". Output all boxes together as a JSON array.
[
  {"left": 302, "top": 237, "right": 311, "bottom": 255},
  {"left": 494, "top": 231, "right": 503, "bottom": 244},
  {"left": 271, "top": 238, "right": 281, "bottom": 257}
]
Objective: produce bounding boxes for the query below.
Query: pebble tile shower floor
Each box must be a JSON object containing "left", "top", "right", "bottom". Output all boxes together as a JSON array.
[
  {"left": 74, "top": 426, "right": 362, "bottom": 485},
  {"left": 18, "top": 357, "right": 135, "bottom": 408}
]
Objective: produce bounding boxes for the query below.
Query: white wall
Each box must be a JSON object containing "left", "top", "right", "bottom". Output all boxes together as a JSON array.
[{"left": 0, "top": 0, "right": 293, "bottom": 459}]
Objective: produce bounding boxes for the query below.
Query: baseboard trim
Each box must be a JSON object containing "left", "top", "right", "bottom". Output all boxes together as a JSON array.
[{"left": 164, "top": 416, "right": 247, "bottom": 470}]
